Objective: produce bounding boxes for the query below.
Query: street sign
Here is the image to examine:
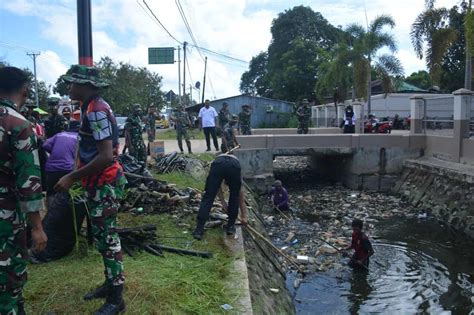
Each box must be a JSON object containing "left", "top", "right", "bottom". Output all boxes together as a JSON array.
[{"left": 148, "top": 47, "right": 175, "bottom": 64}]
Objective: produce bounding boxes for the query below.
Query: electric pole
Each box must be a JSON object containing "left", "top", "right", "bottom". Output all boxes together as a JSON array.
[
  {"left": 178, "top": 46, "right": 181, "bottom": 105},
  {"left": 77, "top": 0, "right": 93, "bottom": 65},
  {"left": 27, "top": 52, "right": 40, "bottom": 108},
  {"left": 189, "top": 84, "right": 193, "bottom": 103},
  {"left": 183, "top": 41, "right": 187, "bottom": 99},
  {"left": 201, "top": 57, "right": 207, "bottom": 104}
]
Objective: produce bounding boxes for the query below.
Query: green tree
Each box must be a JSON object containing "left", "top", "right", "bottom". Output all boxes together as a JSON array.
[
  {"left": 405, "top": 70, "right": 432, "bottom": 89},
  {"left": 266, "top": 6, "right": 343, "bottom": 102},
  {"left": 239, "top": 52, "right": 271, "bottom": 97},
  {"left": 411, "top": 2, "right": 458, "bottom": 86},
  {"left": 23, "top": 68, "right": 50, "bottom": 110},
  {"left": 347, "top": 15, "right": 404, "bottom": 112}
]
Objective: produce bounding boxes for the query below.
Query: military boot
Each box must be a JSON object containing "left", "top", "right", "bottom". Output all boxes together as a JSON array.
[
  {"left": 192, "top": 220, "right": 206, "bottom": 240},
  {"left": 94, "top": 284, "right": 125, "bottom": 315},
  {"left": 178, "top": 143, "right": 184, "bottom": 153},
  {"left": 84, "top": 281, "right": 109, "bottom": 301},
  {"left": 17, "top": 300, "right": 26, "bottom": 315},
  {"left": 186, "top": 141, "right": 192, "bottom": 154}
]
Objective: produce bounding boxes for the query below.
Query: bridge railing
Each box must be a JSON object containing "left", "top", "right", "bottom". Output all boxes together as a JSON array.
[{"left": 422, "top": 95, "right": 454, "bottom": 137}]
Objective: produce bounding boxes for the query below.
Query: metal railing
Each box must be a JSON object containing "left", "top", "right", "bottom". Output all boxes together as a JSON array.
[{"left": 422, "top": 98, "right": 454, "bottom": 137}]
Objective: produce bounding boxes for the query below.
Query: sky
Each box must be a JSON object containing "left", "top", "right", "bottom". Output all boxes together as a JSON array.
[{"left": 0, "top": 0, "right": 460, "bottom": 101}]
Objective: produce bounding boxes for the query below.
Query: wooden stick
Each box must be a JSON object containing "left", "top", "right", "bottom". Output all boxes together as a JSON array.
[
  {"left": 246, "top": 225, "right": 304, "bottom": 274},
  {"left": 274, "top": 206, "right": 291, "bottom": 220}
]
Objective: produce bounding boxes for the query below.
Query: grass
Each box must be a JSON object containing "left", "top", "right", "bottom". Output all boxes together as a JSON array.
[
  {"left": 157, "top": 128, "right": 205, "bottom": 140},
  {"left": 25, "top": 160, "right": 241, "bottom": 314}
]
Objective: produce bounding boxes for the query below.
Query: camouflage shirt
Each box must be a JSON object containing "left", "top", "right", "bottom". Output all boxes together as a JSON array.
[
  {"left": 173, "top": 110, "right": 191, "bottom": 130},
  {"left": 0, "top": 99, "right": 43, "bottom": 213},
  {"left": 146, "top": 113, "right": 157, "bottom": 130}
]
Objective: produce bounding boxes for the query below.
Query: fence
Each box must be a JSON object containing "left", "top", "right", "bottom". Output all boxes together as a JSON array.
[{"left": 422, "top": 96, "right": 454, "bottom": 137}]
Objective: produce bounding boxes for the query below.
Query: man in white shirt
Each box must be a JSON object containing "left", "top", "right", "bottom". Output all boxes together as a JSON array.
[{"left": 198, "top": 99, "right": 219, "bottom": 151}]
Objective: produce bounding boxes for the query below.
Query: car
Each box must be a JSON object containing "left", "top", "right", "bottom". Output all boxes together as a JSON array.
[
  {"left": 116, "top": 116, "right": 127, "bottom": 137},
  {"left": 156, "top": 114, "right": 170, "bottom": 129}
]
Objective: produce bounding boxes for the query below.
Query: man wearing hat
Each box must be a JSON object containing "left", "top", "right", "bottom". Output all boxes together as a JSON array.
[
  {"left": 124, "top": 104, "right": 146, "bottom": 162},
  {"left": 296, "top": 99, "right": 311, "bottom": 134},
  {"left": 44, "top": 97, "right": 67, "bottom": 138},
  {"left": 238, "top": 104, "right": 252, "bottom": 135},
  {"left": 0, "top": 66, "right": 47, "bottom": 314},
  {"left": 54, "top": 65, "right": 126, "bottom": 315},
  {"left": 218, "top": 102, "right": 231, "bottom": 132},
  {"left": 170, "top": 104, "right": 193, "bottom": 154}
]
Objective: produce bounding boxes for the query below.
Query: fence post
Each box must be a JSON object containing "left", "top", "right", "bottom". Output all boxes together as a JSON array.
[
  {"left": 324, "top": 106, "right": 329, "bottom": 127},
  {"left": 453, "top": 88, "right": 472, "bottom": 162},
  {"left": 410, "top": 95, "right": 424, "bottom": 134},
  {"left": 352, "top": 102, "right": 363, "bottom": 134}
]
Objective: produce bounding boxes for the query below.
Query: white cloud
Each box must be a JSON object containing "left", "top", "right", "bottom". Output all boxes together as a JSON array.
[{"left": 0, "top": 0, "right": 463, "bottom": 99}]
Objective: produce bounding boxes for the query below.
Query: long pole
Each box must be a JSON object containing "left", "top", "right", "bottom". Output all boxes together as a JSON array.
[
  {"left": 178, "top": 46, "right": 181, "bottom": 105},
  {"left": 77, "top": 0, "right": 93, "bottom": 65},
  {"left": 465, "top": 0, "right": 472, "bottom": 89},
  {"left": 189, "top": 84, "right": 193, "bottom": 103},
  {"left": 27, "top": 52, "right": 40, "bottom": 108},
  {"left": 183, "top": 41, "right": 187, "bottom": 98},
  {"left": 201, "top": 56, "right": 207, "bottom": 104}
]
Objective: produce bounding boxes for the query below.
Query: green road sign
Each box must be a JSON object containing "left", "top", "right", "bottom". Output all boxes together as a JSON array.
[{"left": 148, "top": 47, "right": 175, "bottom": 64}]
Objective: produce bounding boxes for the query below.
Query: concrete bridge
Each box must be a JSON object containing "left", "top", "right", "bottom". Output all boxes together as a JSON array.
[{"left": 235, "top": 89, "right": 474, "bottom": 191}]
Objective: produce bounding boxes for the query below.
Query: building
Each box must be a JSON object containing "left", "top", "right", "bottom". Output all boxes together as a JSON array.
[{"left": 186, "top": 95, "right": 295, "bottom": 128}]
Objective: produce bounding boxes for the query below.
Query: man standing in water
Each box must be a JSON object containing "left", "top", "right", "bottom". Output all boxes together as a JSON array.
[{"left": 344, "top": 219, "right": 374, "bottom": 271}]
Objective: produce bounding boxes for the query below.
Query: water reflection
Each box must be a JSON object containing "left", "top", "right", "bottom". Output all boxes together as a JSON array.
[{"left": 290, "top": 218, "right": 474, "bottom": 314}]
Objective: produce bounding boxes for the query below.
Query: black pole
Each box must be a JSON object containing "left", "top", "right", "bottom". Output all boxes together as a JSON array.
[
  {"left": 183, "top": 41, "right": 187, "bottom": 99},
  {"left": 77, "top": 0, "right": 93, "bottom": 65},
  {"left": 201, "top": 56, "right": 207, "bottom": 104}
]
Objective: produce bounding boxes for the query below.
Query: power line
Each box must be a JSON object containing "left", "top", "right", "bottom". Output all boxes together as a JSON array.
[
  {"left": 141, "top": 0, "right": 182, "bottom": 44},
  {"left": 188, "top": 44, "right": 248, "bottom": 64}
]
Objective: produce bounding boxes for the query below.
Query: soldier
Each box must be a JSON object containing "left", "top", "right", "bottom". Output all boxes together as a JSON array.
[
  {"left": 218, "top": 102, "right": 231, "bottom": 131},
  {"left": 44, "top": 97, "right": 67, "bottom": 138},
  {"left": 55, "top": 65, "right": 126, "bottom": 314},
  {"left": 145, "top": 104, "right": 157, "bottom": 143},
  {"left": 170, "top": 105, "right": 192, "bottom": 154},
  {"left": 297, "top": 98, "right": 311, "bottom": 134},
  {"left": 221, "top": 115, "right": 239, "bottom": 153},
  {"left": 238, "top": 104, "right": 252, "bottom": 135},
  {"left": 0, "top": 66, "right": 47, "bottom": 314},
  {"left": 125, "top": 104, "right": 147, "bottom": 162}
]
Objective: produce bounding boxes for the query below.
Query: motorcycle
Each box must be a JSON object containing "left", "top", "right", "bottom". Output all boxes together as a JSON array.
[{"left": 364, "top": 120, "right": 392, "bottom": 134}]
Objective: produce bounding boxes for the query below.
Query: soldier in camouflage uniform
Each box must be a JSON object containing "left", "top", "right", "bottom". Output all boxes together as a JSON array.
[
  {"left": 221, "top": 115, "right": 239, "bottom": 153},
  {"left": 218, "top": 102, "right": 231, "bottom": 133},
  {"left": 145, "top": 105, "right": 157, "bottom": 143},
  {"left": 171, "top": 105, "right": 192, "bottom": 154},
  {"left": 125, "top": 104, "right": 147, "bottom": 162},
  {"left": 44, "top": 97, "right": 67, "bottom": 138},
  {"left": 0, "top": 66, "right": 47, "bottom": 314},
  {"left": 297, "top": 98, "right": 311, "bottom": 134},
  {"left": 238, "top": 104, "right": 252, "bottom": 135},
  {"left": 55, "top": 65, "right": 126, "bottom": 315}
]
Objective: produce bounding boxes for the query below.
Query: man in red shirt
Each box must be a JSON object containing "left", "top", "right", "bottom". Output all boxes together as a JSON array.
[{"left": 344, "top": 219, "right": 374, "bottom": 271}]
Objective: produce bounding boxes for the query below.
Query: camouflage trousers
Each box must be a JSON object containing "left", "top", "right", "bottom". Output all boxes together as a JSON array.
[
  {"left": 240, "top": 125, "right": 252, "bottom": 135},
  {"left": 129, "top": 140, "right": 147, "bottom": 163},
  {"left": 297, "top": 122, "right": 309, "bottom": 134},
  {"left": 147, "top": 128, "right": 156, "bottom": 142},
  {"left": 176, "top": 128, "right": 190, "bottom": 152},
  {"left": 0, "top": 209, "right": 27, "bottom": 314},
  {"left": 86, "top": 181, "right": 125, "bottom": 287}
]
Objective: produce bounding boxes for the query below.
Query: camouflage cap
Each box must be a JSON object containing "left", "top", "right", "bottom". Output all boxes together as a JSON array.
[
  {"left": 47, "top": 97, "right": 60, "bottom": 106},
  {"left": 25, "top": 99, "right": 36, "bottom": 108},
  {"left": 62, "top": 65, "right": 109, "bottom": 88},
  {"left": 302, "top": 99, "right": 309, "bottom": 104}
]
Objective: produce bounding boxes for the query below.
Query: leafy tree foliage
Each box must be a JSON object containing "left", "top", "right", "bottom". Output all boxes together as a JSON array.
[
  {"left": 240, "top": 52, "right": 271, "bottom": 97},
  {"left": 405, "top": 70, "right": 432, "bottom": 89},
  {"left": 54, "top": 56, "right": 165, "bottom": 115}
]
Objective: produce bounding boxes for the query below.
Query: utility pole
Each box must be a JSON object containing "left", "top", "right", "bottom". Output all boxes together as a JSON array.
[
  {"left": 77, "top": 0, "right": 93, "bottom": 65},
  {"left": 27, "top": 52, "right": 40, "bottom": 108},
  {"left": 189, "top": 84, "right": 193, "bottom": 103},
  {"left": 183, "top": 41, "right": 187, "bottom": 98},
  {"left": 178, "top": 46, "right": 181, "bottom": 105},
  {"left": 201, "top": 57, "right": 207, "bottom": 104}
]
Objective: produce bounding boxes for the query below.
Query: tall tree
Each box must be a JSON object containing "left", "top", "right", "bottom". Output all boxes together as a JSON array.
[
  {"left": 239, "top": 52, "right": 271, "bottom": 96},
  {"left": 266, "top": 6, "right": 343, "bottom": 102},
  {"left": 405, "top": 70, "right": 432, "bottom": 89},
  {"left": 411, "top": 2, "right": 458, "bottom": 86},
  {"left": 347, "top": 15, "right": 404, "bottom": 113}
]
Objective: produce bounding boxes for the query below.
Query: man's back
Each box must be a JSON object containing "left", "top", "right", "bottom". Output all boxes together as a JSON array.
[{"left": 43, "top": 131, "right": 78, "bottom": 172}]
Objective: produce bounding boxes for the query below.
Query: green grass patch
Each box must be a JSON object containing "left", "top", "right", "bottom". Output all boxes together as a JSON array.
[
  {"left": 25, "top": 212, "right": 238, "bottom": 314},
  {"left": 158, "top": 128, "right": 205, "bottom": 140}
]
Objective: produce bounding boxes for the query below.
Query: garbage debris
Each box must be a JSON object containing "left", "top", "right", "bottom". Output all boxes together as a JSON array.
[
  {"left": 269, "top": 288, "right": 280, "bottom": 293},
  {"left": 154, "top": 152, "right": 207, "bottom": 177},
  {"left": 220, "top": 304, "right": 233, "bottom": 311}
]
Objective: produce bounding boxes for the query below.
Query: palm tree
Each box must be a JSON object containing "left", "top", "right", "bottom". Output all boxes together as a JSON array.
[
  {"left": 347, "top": 15, "right": 404, "bottom": 114},
  {"left": 411, "top": 1, "right": 458, "bottom": 87}
]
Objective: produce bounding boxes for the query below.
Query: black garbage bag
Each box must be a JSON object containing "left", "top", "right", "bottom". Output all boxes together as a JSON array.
[
  {"left": 31, "top": 192, "right": 87, "bottom": 263},
  {"left": 118, "top": 154, "right": 153, "bottom": 187}
]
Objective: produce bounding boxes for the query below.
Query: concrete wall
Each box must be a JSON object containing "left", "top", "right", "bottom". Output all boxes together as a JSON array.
[
  {"left": 461, "top": 138, "right": 474, "bottom": 165},
  {"left": 425, "top": 135, "right": 456, "bottom": 161},
  {"left": 252, "top": 128, "right": 342, "bottom": 135}
]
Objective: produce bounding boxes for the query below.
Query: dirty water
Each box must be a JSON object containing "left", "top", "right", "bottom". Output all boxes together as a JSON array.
[{"left": 269, "top": 157, "right": 474, "bottom": 314}]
